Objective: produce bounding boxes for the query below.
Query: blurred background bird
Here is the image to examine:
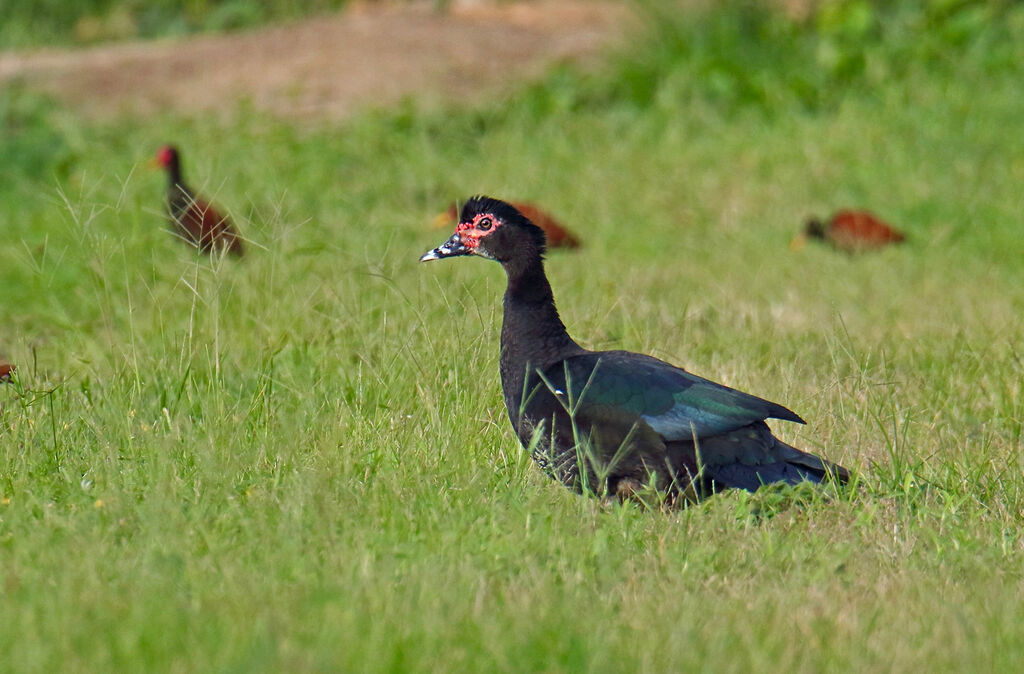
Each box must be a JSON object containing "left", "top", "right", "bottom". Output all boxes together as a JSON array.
[
  {"left": 433, "top": 200, "right": 581, "bottom": 250},
  {"left": 791, "top": 209, "right": 906, "bottom": 253},
  {"left": 153, "top": 145, "right": 245, "bottom": 257},
  {"left": 0, "top": 360, "right": 15, "bottom": 384}
]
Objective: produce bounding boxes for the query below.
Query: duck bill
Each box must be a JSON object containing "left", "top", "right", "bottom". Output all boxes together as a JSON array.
[
  {"left": 789, "top": 233, "right": 808, "bottom": 252},
  {"left": 420, "top": 233, "right": 471, "bottom": 262}
]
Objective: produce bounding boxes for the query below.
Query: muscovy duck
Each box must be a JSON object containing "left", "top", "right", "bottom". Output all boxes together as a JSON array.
[{"left": 422, "top": 196, "right": 848, "bottom": 503}]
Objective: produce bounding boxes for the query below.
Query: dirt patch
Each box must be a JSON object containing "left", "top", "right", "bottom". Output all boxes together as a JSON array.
[{"left": 0, "top": 0, "right": 630, "bottom": 120}]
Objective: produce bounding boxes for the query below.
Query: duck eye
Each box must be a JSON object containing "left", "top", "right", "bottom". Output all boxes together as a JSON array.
[{"left": 477, "top": 217, "right": 493, "bottom": 231}]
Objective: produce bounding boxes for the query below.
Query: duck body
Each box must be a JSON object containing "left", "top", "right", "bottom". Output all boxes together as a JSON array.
[
  {"left": 155, "top": 145, "right": 244, "bottom": 256},
  {"left": 423, "top": 196, "right": 848, "bottom": 502},
  {"left": 505, "top": 349, "right": 840, "bottom": 498}
]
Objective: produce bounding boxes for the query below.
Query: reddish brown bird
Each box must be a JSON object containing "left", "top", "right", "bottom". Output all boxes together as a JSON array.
[
  {"left": 792, "top": 209, "right": 906, "bottom": 253},
  {"left": 434, "top": 201, "right": 581, "bottom": 249},
  {"left": 0, "top": 361, "right": 15, "bottom": 384},
  {"left": 154, "top": 145, "right": 244, "bottom": 256}
]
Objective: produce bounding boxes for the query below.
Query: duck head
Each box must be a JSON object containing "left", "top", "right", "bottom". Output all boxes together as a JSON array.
[{"left": 420, "top": 196, "right": 546, "bottom": 265}]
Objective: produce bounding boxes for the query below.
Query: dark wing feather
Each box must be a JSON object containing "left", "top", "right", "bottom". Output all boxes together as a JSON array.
[
  {"left": 520, "top": 351, "right": 845, "bottom": 496},
  {"left": 542, "top": 351, "right": 803, "bottom": 442}
]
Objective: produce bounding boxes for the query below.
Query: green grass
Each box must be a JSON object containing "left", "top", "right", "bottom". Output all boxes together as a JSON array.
[
  {"left": 2, "top": 1, "right": 1024, "bottom": 670},
  {"left": 0, "top": 0, "right": 354, "bottom": 47}
]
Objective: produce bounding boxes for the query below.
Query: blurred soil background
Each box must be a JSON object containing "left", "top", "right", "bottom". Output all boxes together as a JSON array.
[{"left": 0, "top": 1, "right": 629, "bottom": 119}]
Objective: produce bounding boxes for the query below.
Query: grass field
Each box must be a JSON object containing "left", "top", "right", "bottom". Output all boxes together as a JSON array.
[
  {"left": 0, "top": 0, "right": 353, "bottom": 47},
  {"left": 2, "top": 2, "right": 1024, "bottom": 670}
]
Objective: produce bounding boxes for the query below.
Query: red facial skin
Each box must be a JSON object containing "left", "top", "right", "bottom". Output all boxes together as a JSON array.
[{"left": 455, "top": 213, "right": 503, "bottom": 250}]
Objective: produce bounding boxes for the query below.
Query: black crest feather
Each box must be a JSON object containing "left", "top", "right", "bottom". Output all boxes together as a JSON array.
[{"left": 460, "top": 195, "right": 547, "bottom": 256}]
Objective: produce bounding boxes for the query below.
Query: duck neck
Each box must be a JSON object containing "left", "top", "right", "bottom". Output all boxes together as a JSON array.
[
  {"left": 499, "top": 254, "right": 581, "bottom": 407},
  {"left": 165, "top": 157, "right": 184, "bottom": 191}
]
